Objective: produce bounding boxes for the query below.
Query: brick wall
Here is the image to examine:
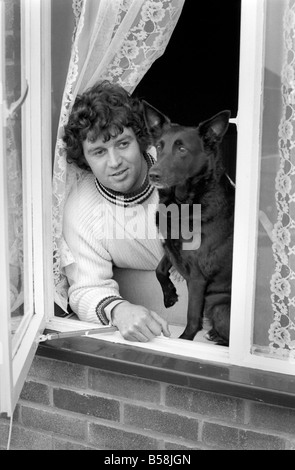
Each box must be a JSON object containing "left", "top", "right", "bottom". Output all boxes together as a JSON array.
[{"left": 1, "top": 355, "right": 295, "bottom": 450}]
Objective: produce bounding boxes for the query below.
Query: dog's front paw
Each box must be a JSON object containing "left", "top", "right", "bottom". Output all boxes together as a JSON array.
[
  {"left": 205, "top": 328, "right": 229, "bottom": 346},
  {"left": 179, "top": 331, "right": 194, "bottom": 341}
]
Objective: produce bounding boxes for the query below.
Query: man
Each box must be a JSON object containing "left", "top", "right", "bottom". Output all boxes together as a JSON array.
[{"left": 62, "top": 80, "right": 170, "bottom": 342}]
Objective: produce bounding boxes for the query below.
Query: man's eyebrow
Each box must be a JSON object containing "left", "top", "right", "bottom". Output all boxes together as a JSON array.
[
  {"left": 87, "top": 132, "right": 134, "bottom": 153},
  {"left": 116, "top": 133, "right": 133, "bottom": 143}
]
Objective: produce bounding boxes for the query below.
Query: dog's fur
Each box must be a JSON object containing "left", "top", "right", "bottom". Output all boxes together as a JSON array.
[{"left": 143, "top": 102, "right": 235, "bottom": 346}]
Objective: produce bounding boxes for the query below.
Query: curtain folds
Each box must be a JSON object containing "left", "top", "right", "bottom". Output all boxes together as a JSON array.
[{"left": 52, "top": 0, "right": 186, "bottom": 311}]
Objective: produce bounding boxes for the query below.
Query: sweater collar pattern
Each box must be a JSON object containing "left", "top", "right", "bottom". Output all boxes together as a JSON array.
[{"left": 95, "top": 152, "right": 155, "bottom": 207}]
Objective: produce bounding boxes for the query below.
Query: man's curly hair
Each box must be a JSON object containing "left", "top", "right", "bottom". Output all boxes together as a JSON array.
[{"left": 63, "top": 80, "right": 151, "bottom": 170}]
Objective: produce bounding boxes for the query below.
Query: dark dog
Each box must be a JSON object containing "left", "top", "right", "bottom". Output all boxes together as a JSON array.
[{"left": 143, "top": 102, "right": 235, "bottom": 346}]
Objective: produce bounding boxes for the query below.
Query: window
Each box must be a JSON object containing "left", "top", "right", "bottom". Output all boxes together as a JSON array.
[
  {"left": 230, "top": 0, "right": 295, "bottom": 374},
  {"left": 48, "top": 0, "right": 295, "bottom": 375},
  {"left": 1, "top": 0, "right": 294, "bottom": 419},
  {"left": 0, "top": 0, "right": 52, "bottom": 417}
]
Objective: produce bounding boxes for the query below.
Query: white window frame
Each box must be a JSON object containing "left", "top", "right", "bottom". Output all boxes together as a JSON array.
[
  {"left": 46, "top": 0, "right": 295, "bottom": 376},
  {"left": 229, "top": 0, "right": 295, "bottom": 375},
  {"left": 0, "top": 0, "right": 53, "bottom": 417}
]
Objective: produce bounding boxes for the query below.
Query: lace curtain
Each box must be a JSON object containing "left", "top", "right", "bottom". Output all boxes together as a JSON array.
[
  {"left": 5, "top": 0, "right": 24, "bottom": 316},
  {"left": 7, "top": 117, "right": 24, "bottom": 313},
  {"left": 52, "top": 0, "right": 185, "bottom": 311},
  {"left": 269, "top": 0, "right": 295, "bottom": 357}
]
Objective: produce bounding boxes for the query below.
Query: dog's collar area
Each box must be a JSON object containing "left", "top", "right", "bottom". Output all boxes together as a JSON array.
[
  {"left": 172, "top": 171, "right": 235, "bottom": 205},
  {"left": 173, "top": 177, "right": 211, "bottom": 205}
]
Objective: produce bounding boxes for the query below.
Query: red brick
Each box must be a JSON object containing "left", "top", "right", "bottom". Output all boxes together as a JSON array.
[
  {"left": 202, "top": 422, "right": 241, "bottom": 449},
  {"left": 21, "top": 404, "right": 87, "bottom": 441},
  {"left": 53, "top": 438, "right": 95, "bottom": 450},
  {"left": 239, "top": 429, "right": 286, "bottom": 450},
  {"left": 124, "top": 404, "right": 199, "bottom": 441},
  {"left": 53, "top": 388, "right": 120, "bottom": 421},
  {"left": 286, "top": 440, "right": 295, "bottom": 450},
  {"left": 166, "top": 385, "right": 244, "bottom": 422},
  {"left": 89, "top": 422, "right": 159, "bottom": 450},
  {"left": 20, "top": 381, "right": 50, "bottom": 406},
  {"left": 0, "top": 420, "right": 10, "bottom": 448},
  {"left": 5, "top": 35, "right": 15, "bottom": 60},
  {"left": 164, "top": 440, "right": 213, "bottom": 450},
  {"left": 0, "top": 406, "right": 21, "bottom": 448},
  {"left": 248, "top": 402, "right": 295, "bottom": 435},
  {"left": 5, "top": 64, "right": 17, "bottom": 93},
  {"left": 203, "top": 422, "right": 287, "bottom": 450},
  {"left": 7, "top": 425, "right": 52, "bottom": 450},
  {"left": 4, "top": 0, "right": 14, "bottom": 30},
  {"left": 88, "top": 368, "right": 161, "bottom": 403},
  {"left": 28, "top": 356, "right": 88, "bottom": 389}
]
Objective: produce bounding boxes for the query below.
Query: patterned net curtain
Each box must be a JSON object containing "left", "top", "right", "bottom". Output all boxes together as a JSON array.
[
  {"left": 5, "top": 0, "right": 24, "bottom": 314},
  {"left": 52, "top": 0, "right": 185, "bottom": 311},
  {"left": 269, "top": 0, "right": 295, "bottom": 358},
  {"left": 7, "top": 118, "right": 23, "bottom": 313}
]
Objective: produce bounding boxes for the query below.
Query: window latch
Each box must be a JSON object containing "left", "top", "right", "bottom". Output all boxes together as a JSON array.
[{"left": 228, "top": 115, "right": 238, "bottom": 126}]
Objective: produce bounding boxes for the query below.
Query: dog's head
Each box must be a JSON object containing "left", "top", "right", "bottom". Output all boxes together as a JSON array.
[{"left": 142, "top": 100, "right": 230, "bottom": 189}]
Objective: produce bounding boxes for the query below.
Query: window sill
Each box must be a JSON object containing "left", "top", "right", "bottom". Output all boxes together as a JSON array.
[{"left": 37, "top": 334, "right": 295, "bottom": 409}]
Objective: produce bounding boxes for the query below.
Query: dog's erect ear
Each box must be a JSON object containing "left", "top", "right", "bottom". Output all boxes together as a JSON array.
[
  {"left": 142, "top": 100, "right": 170, "bottom": 140},
  {"left": 198, "top": 110, "right": 231, "bottom": 145}
]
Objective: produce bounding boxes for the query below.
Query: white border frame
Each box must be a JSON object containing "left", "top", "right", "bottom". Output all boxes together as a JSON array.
[{"left": 2, "top": 0, "right": 292, "bottom": 418}]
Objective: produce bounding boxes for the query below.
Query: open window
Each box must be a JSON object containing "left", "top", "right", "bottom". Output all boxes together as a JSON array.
[
  {"left": 0, "top": 0, "right": 52, "bottom": 417},
  {"left": 48, "top": 0, "right": 295, "bottom": 374},
  {"left": 1, "top": 0, "right": 294, "bottom": 419}
]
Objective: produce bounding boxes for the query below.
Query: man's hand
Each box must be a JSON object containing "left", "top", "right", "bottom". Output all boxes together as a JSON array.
[{"left": 111, "top": 301, "right": 171, "bottom": 342}]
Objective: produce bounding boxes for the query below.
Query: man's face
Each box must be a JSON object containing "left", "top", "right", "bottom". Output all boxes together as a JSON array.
[{"left": 82, "top": 127, "right": 147, "bottom": 193}]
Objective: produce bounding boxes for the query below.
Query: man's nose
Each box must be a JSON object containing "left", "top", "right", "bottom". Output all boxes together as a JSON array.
[{"left": 108, "top": 148, "right": 122, "bottom": 167}]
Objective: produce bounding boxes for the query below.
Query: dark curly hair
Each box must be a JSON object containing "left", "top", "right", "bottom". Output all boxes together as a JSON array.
[{"left": 63, "top": 80, "right": 151, "bottom": 170}]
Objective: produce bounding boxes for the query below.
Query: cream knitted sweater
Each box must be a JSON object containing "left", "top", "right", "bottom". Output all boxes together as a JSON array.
[{"left": 63, "top": 165, "right": 164, "bottom": 324}]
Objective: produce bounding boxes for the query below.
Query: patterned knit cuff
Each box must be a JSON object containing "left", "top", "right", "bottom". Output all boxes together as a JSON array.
[{"left": 95, "top": 296, "right": 123, "bottom": 325}]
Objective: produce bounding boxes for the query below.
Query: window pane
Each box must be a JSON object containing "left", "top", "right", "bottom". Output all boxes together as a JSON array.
[
  {"left": 253, "top": 0, "right": 295, "bottom": 359},
  {"left": 5, "top": 0, "right": 33, "bottom": 338}
]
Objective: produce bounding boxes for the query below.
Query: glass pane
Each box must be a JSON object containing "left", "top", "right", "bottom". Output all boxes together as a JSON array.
[
  {"left": 4, "top": 0, "right": 30, "bottom": 337},
  {"left": 253, "top": 0, "right": 295, "bottom": 359}
]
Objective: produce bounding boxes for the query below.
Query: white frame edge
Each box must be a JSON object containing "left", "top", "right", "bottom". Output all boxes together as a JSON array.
[{"left": 0, "top": 0, "right": 13, "bottom": 416}]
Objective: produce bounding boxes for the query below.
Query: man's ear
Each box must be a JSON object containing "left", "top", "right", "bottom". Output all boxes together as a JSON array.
[
  {"left": 142, "top": 100, "right": 170, "bottom": 140},
  {"left": 198, "top": 110, "right": 231, "bottom": 145}
]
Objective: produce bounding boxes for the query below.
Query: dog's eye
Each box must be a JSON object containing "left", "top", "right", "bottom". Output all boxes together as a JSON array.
[
  {"left": 155, "top": 143, "right": 162, "bottom": 152},
  {"left": 174, "top": 140, "right": 186, "bottom": 153}
]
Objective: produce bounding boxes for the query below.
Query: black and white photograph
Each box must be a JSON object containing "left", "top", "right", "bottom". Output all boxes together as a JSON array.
[{"left": 0, "top": 0, "right": 295, "bottom": 452}]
